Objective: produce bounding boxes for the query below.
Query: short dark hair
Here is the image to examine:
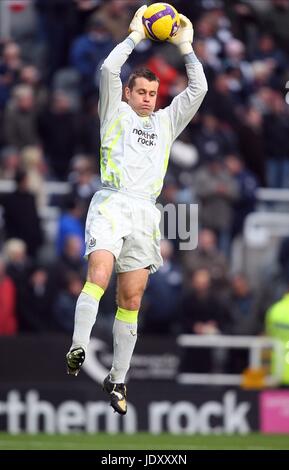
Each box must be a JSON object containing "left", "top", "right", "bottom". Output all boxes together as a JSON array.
[{"left": 127, "top": 68, "right": 160, "bottom": 90}]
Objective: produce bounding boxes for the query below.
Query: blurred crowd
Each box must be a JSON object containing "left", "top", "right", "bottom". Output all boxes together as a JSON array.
[{"left": 0, "top": 0, "right": 289, "bottom": 371}]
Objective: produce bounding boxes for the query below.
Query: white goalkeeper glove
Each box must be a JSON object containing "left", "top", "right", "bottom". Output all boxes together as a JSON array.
[
  {"left": 169, "top": 14, "right": 194, "bottom": 55},
  {"left": 128, "top": 5, "right": 147, "bottom": 45}
]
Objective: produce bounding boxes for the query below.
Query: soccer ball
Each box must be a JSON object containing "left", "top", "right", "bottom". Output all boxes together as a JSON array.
[{"left": 142, "top": 3, "right": 180, "bottom": 41}]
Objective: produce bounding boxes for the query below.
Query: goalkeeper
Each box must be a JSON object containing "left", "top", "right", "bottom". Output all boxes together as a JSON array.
[{"left": 66, "top": 5, "right": 207, "bottom": 415}]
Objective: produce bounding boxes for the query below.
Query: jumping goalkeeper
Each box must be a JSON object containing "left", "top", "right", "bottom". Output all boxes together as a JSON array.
[{"left": 66, "top": 5, "right": 208, "bottom": 415}]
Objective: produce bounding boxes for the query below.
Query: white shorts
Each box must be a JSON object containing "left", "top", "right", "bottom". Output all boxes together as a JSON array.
[{"left": 85, "top": 189, "right": 162, "bottom": 274}]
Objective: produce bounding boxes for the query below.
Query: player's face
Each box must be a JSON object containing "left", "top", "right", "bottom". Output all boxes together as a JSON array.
[{"left": 125, "top": 77, "right": 159, "bottom": 116}]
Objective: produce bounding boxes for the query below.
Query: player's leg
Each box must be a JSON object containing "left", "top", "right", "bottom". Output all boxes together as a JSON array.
[
  {"left": 103, "top": 268, "right": 149, "bottom": 414},
  {"left": 112, "top": 268, "right": 149, "bottom": 381},
  {"left": 66, "top": 250, "right": 114, "bottom": 375}
]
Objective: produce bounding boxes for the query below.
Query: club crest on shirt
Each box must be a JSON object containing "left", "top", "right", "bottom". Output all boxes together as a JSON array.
[
  {"left": 89, "top": 237, "right": 96, "bottom": 248},
  {"left": 142, "top": 118, "right": 153, "bottom": 130}
]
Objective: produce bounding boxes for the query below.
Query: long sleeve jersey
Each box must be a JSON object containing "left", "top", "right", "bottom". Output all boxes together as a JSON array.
[{"left": 98, "top": 38, "right": 208, "bottom": 202}]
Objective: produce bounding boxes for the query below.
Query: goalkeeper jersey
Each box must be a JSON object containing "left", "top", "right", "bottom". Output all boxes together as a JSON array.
[{"left": 98, "top": 38, "right": 207, "bottom": 202}]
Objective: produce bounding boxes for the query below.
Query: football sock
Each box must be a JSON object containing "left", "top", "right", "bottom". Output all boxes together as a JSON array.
[
  {"left": 70, "top": 282, "right": 104, "bottom": 352},
  {"left": 109, "top": 307, "right": 138, "bottom": 384}
]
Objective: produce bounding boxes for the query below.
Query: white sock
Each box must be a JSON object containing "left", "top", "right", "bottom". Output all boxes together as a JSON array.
[
  {"left": 71, "top": 292, "right": 100, "bottom": 352},
  {"left": 110, "top": 319, "right": 137, "bottom": 383}
]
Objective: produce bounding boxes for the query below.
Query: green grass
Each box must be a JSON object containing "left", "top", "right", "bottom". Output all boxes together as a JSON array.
[{"left": 0, "top": 433, "right": 288, "bottom": 450}]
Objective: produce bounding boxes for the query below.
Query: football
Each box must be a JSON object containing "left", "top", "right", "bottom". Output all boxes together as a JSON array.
[{"left": 142, "top": 3, "right": 180, "bottom": 41}]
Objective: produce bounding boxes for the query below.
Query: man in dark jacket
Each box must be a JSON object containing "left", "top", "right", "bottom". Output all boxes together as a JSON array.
[{"left": 1, "top": 170, "right": 43, "bottom": 257}]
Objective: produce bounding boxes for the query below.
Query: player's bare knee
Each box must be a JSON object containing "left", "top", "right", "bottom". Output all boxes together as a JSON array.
[
  {"left": 87, "top": 266, "right": 110, "bottom": 290},
  {"left": 119, "top": 295, "right": 142, "bottom": 311}
]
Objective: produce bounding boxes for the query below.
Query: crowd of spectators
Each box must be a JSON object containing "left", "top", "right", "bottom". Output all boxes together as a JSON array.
[{"left": 0, "top": 0, "right": 289, "bottom": 370}]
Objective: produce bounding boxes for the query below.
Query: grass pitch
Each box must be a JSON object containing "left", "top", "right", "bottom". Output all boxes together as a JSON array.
[{"left": 0, "top": 432, "right": 288, "bottom": 450}]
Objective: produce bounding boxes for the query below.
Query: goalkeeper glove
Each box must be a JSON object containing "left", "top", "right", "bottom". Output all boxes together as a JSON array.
[
  {"left": 169, "top": 14, "right": 194, "bottom": 55},
  {"left": 128, "top": 5, "right": 147, "bottom": 45}
]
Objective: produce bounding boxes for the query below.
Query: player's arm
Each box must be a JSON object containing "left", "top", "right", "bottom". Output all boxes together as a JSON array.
[
  {"left": 98, "top": 5, "right": 147, "bottom": 125},
  {"left": 164, "top": 15, "right": 208, "bottom": 141}
]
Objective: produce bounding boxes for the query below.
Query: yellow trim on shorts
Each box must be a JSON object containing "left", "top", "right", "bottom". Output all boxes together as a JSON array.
[
  {"left": 82, "top": 282, "right": 104, "bottom": 301},
  {"left": 116, "top": 307, "right": 138, "bottom": 324},
  {"left": 99, "top": 195, "right": 116, "bottom": 233}
]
